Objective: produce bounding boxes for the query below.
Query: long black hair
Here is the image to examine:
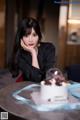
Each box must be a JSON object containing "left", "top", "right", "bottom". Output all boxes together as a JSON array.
[{"left": 9, "top": 17, "right": 42, "bottom": 77}]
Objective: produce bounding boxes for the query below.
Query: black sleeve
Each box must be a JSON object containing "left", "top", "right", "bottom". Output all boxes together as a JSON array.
[
  {"left": 18, "top": 57, "right": 43, "bottom": 83},
  {"left": 44, "top": 43, "right": 56, "bottom": 71}
]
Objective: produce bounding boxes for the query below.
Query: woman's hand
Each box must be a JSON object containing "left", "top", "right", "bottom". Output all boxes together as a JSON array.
[
  {"left": 21, "top": 39, "right": 39, "bottom": 69},
  {"left": 21, "top": 40, "right": 37, "bottom": 55}
]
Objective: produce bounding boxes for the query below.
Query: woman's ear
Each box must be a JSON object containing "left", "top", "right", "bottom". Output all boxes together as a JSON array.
[{"left": 38, "top": 43, "right": 40, "bottom": 47}]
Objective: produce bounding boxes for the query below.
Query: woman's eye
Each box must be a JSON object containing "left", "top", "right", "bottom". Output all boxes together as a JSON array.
[
  {"left": 33, "top": 33, "right": 37, "bottom": 36},
  {"left": 25, "top": 34, "right": 29, "bottom": 37}
]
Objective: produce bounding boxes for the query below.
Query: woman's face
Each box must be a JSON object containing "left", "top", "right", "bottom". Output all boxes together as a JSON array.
[{"left": 22, "top": 28, "right": 39, "bottom": 48}]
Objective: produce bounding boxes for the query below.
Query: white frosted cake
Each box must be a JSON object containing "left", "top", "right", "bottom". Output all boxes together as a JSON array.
[{"left": 40, "top": 68, "right": 69, "bottom": 104}]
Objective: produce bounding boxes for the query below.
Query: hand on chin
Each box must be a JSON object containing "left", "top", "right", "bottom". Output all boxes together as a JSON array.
[{"left": 21, "top": 40, "right": 34, "bottom": 51}]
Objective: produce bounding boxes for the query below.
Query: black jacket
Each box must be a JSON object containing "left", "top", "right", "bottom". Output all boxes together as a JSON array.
[{"left": 18, "top": 42, "right": 55, "bottom": 83}]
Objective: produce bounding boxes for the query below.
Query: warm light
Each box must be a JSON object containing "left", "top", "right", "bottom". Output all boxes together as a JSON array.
[
  {"left": 68, "top": 19, "right": 80, "bottom": 24},
  {"left": 59, "top": 6, "right": 68, "bottom": 28}
]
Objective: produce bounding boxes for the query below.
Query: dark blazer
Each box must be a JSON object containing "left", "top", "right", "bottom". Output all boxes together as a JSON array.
[{"left": 18, "top": 42, "right": 56, "bottom": 83}]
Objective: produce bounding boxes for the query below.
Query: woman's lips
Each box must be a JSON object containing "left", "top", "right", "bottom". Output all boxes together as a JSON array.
[{"left": 28, "top": 44, "right": 34, "bottom": 46}]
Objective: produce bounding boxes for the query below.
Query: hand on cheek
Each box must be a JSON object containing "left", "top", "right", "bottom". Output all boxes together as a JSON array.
[
  {"left": 20, "top": 40, "right": 35, "bottom": 54},
  {"left": 21, "top": 40, "right": 28, "bottom": 50}
]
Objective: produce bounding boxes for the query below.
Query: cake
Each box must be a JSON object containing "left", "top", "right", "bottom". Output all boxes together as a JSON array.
[{"left": 40, "top": 68, "right": 69, "bottom": 103}]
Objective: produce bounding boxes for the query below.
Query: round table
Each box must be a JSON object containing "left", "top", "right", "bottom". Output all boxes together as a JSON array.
[{"left": 0, "top": 82, "right": 80, "bottom": 120}]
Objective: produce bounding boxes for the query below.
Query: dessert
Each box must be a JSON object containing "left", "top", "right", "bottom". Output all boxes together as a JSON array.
[{"left": 40, "top": 68, "right": 69, "bottom": 103}]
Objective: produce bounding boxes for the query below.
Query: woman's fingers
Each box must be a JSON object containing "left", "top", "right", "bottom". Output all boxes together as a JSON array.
[
  {"left": 21, "top": 40, "right": 32, "bottom": 52},
  {"left": 20, "top": 40, "right": 36, "bottom": 55},
  {"left": 21, "top": 40, "right": 27, "bottom": 50}
]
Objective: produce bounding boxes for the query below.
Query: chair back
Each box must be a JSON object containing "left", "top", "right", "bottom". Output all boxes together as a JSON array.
[
  {"left": 16, "top": 73, "right": 24, "bottom": 82},
  {"left": 65, "top": 64, "right": 80, "bottom": 82}
]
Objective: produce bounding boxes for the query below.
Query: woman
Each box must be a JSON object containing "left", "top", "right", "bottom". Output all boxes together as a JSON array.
[{"left": 9, "top": 17, "right": 56, "bottom": 83}]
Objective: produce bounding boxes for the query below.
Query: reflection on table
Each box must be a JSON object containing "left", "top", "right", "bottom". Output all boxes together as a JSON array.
[{"left": 0, "top": 82, "right": 80, "bottom": 120}]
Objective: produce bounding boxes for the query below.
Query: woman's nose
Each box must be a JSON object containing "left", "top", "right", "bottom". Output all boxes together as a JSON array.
[{"left": 29, "top": 35, "right": 32, "bottom": 41}]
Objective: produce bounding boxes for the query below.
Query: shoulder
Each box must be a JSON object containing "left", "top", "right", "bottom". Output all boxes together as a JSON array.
[{"left": 40, "top": 42, "right": 55, "bottom": 50}]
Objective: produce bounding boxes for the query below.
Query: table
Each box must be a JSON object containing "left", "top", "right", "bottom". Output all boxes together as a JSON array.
[{"left": 0, "top": 82, "right": 80, "bottom": 120}]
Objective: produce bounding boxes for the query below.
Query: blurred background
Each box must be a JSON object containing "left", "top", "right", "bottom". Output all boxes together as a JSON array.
[{"left": 0, "top": 0, "right": 80, "bottom": 70}]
